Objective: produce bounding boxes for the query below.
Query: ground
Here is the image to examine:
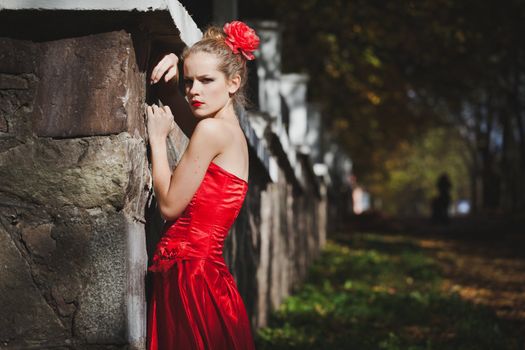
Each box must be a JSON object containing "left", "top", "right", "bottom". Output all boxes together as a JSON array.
[{"left": 255, "top": 215, "right": 525, "bottom": 349}]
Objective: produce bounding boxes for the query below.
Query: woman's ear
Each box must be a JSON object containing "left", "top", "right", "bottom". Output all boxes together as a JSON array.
[{"left": 227, "top": 74, "right": 241, "bottom": 95}]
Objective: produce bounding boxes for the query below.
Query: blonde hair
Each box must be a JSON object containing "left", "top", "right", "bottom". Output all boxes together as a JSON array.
[{"left": 182, "top": 26, "right": 249, "bottom": 109}]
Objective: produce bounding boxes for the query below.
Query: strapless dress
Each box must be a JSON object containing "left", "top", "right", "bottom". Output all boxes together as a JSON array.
[{"left": 147, "top": 161, "right": 255, "bottom": 350}]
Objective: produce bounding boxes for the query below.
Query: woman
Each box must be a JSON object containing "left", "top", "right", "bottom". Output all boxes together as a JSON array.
[{"left": 145, "top": 21, "right": 259, "bottom": 350}]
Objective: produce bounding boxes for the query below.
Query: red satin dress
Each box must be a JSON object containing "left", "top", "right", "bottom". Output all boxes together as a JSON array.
[{"left": 147, "top": 161, "right": 255, "bottom": 350}]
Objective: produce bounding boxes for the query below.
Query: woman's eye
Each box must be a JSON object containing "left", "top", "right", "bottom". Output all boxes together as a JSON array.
[
  {"left": 184, "top": 79, "right": 193, "bottom": 86},
  {"left": 202, "top": 78, "right": 214, "bottom": 83}
]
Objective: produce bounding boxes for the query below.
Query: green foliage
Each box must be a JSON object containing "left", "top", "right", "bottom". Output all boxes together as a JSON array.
[
  {"left": 377, "top": 127, "right": 471, "bottom": 216},
  {"left": 255, "top": 234, "right": 519, "bottom": 350},
  {"left": 242, "top": 0, "right": 525, "bottom": 213}
]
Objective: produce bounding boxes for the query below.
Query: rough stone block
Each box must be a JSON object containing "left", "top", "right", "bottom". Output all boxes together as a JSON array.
[
  {"left": 0, "top": 73, "right": 29, "bottom": 89},
  {"left": 73, "top": 209, "right": 127, "bottom": 344},
  {"left": 0, "top": 116, "right": 6, "bottom": 133},
  {"left": 0, "top": 132, "right": 138, "bottom": 209},
  {"left": 0, "top": 226, "right": 68, "bottom": 348},
  {"left": 31, "top": 31, "right": 145, "bottom": 138},
  {"left": 0, "top": 38, "right": 35, "bottom": 74},
  {"left": 20, "top": 223, "right": 56, "bottom": 258},
  {"left": 0, "top": 72, "right": 38, "bottom": 137},
  {"left": 0, "top": 200, "right": 148, "bottom": 348}
]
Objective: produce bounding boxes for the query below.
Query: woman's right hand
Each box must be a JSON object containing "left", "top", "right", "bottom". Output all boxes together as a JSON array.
[{"left": 150, "top": 53, "right": 179, "bottom": 85}]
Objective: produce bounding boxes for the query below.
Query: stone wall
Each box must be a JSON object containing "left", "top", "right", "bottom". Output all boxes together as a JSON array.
[
  {"left": 0, "top": 10, "right": 327, "bottom": 350},
  {"left": 0, "top": 30, "right": 150, "bottom": 349}
]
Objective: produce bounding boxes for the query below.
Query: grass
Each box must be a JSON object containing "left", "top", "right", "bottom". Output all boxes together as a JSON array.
[{"left": 255, "top": 233, "right": 521, "bottom": 350}]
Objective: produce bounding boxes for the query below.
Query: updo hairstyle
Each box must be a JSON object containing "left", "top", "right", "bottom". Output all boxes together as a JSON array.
[{"left": 182, "top": 27, "right": 248, "bottom": 109}]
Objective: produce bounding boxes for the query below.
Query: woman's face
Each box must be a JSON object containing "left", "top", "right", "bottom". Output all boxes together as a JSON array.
[{"left": 183, "top": 52, "right": 238, "bottom": 119}]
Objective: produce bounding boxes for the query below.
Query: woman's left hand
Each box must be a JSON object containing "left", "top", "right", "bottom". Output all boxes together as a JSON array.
[{"left": 146, "top": 104, "right": 176, "bottom": 142}]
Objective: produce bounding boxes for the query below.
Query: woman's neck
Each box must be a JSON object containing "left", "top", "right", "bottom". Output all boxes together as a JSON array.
[{"left": 210, "top": 100, "right": 237, "bottom": 122}]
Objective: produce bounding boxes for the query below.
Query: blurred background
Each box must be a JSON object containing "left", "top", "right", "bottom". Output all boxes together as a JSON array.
[
  {"left": 235, "top": 0, "right": 525, "bottom": 221},
  {"left": 1, "top": 0, "right": 524, "bottom": 349}
]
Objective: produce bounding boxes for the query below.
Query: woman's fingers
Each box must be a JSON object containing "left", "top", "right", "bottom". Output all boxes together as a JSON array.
[
  {"left": 151, "top": 54, "right": 179, "bottom": 84},
  {"left": 149, "top": 104, "right": 170, "bottom": 122},
  {"left": 146, "top": 105, "right": 153, "bottom": 119},
  {"left": 146, "top": 104, "right": 173, "bottom": 120},
  {"left": 164, "top": 106, "right": 176, "bottom": 131},
  {"left": 151, "top": 58, "right": 169, "bottom": 83},
  {"left": 165, "top": 106, "right": 175, "bottom": 131},
  {"left": 151, "top": 61, "right": 168, "bottom": 84},
  {"left": 164, "top": 66, "right": 178, "bottom": 82},
  {"left": 150, "top": 63, "right": 160, "bottom": 83},
  {"left": 145, "top": 103, "right": 177, "bottom": 138},
  {"left": 152, "top": 104, "right": 160, "bottom": 114},
  {"left": 162, "top": 105, "right": 172, "bottom": 115}
]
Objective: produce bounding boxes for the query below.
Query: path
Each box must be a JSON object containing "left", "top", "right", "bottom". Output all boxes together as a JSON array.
[{"left": 348, "top": 214, "right": 525, "bottom": 343}]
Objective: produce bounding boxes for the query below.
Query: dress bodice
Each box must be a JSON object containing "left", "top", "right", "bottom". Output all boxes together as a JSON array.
[{"left": 149, "top": 161, "right": 248, "bottom": 273}]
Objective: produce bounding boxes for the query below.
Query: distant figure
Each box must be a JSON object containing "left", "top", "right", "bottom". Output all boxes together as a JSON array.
[{"left": 431, "top": 173, "right": 452, "bottom": 224}]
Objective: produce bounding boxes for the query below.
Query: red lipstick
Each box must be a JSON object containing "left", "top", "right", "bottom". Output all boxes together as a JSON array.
[{"left": 192, "top": 101, "right": 203, "bottom": 107}]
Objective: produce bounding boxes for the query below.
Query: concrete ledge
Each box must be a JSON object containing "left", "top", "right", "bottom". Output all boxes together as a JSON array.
[
  {"left": 0, "top": 0, "right": 202, "bottom": 46},
  {"left": 0, "top": 0, "right": 167, "bottom": 11}
]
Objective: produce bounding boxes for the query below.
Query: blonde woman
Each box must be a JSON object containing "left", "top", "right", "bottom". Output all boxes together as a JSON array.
[{"left": 145, "top": 21, "right": 259, "bottom": 350}]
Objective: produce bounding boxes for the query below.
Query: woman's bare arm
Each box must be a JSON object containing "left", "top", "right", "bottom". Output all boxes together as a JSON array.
[
  {"left": 150, "top": 53, "right": 197, "bottom": 137},
  {"left": 150, "top": 118, "right": 228, "bottom": 221}
]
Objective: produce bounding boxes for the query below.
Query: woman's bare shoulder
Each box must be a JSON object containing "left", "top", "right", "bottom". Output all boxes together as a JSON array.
[{"left": 191, "top": 118, "right": 232, "bottom": 148}]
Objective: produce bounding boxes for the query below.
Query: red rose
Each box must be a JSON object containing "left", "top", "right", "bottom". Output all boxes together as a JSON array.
[{"left": 223, "top": 21, "right": 260, "bottom": 60}]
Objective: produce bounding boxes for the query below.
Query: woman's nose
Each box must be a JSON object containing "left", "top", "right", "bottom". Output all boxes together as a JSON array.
[{"left": 189, "top": 81, "right": 201, "bottom": 95}]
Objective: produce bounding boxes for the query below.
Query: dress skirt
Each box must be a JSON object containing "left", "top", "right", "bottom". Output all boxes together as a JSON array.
[{"left": 147, "top": 259, "right": 256, "bottom": 350}]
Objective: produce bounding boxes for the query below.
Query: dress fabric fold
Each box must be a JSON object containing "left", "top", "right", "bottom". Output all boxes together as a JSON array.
[{"left": 147, "top": 161, "right": 255, "bottom": 350}]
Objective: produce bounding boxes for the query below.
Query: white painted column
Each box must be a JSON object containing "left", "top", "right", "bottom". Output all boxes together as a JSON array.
[{"left": 280, "top": 73, "right": 309, "bottom": 147}]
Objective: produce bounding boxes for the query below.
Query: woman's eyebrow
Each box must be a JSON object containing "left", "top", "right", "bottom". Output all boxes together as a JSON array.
[{"left": 185, "top": 74, "right": 214, "bottom": 79}]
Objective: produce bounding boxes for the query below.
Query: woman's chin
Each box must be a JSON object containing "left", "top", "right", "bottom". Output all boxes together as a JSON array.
[
  {"left": 191, "top": 109, "right": 206, "bottom": 118},
  {"left": 194, "top": 112, "right": 213, "bottom": 120},
  {"left": 194, "top": 109, "right": 221, "bottom": 120}
]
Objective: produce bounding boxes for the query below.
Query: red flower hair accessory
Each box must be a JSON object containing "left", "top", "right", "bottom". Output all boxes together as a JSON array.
[{"left": 223, "top": 21, "right": 260, "bottom": 60}]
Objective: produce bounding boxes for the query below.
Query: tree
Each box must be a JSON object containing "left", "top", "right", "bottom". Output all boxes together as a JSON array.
[{"left": 241, "top": 0, "right": 525, "bottom": 215}]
